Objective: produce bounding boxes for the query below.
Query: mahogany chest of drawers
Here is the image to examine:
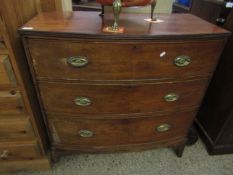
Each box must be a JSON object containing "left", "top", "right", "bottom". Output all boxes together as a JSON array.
[{"left": 19, "top": 11, "right": 230, "bottom": 160}]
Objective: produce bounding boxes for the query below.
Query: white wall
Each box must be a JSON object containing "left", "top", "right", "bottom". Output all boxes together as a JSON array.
[{"left": 61, "top": 0, "right": 72, "bottom": 11}]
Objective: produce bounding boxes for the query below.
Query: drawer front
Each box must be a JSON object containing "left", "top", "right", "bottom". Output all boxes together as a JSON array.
[
  {"left": 48, "top": 110, "right": 194, "bottom": 146},
  {"left": 28, "top": 39, "right": 224, "bottom": 81},
  {"left": 0, "top": 142, "right": 41, "bottom": 161},
  {"left": 0, "top": 55, "right": 17, "bottom": 86},
  {"left": 0, "top": 90, "right": 25, "bottom": 114},
  {"left": 0, "top": 118, "right": 34, "bottom": 140},
  {"left": 39, "top": 79, "right": 208, "bottom": 115}
]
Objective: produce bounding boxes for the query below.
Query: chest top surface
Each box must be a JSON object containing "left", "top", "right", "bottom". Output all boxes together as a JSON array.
[{"left": 19, "top": 11, "right": 230, "bottom": 40}]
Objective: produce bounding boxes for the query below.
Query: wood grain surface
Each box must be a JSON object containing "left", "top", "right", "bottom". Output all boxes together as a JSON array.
[{"left": 19, "top": 11, "right": 230, "bottom": 40}]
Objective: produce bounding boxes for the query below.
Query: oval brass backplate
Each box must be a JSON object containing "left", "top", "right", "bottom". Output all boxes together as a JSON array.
[
  {"left": 164, "top": 93, "right": 179, "bottom": 102},
  {"left": 74, "top": 97, "right": 91, "bottom": 106},
  {"left": 174, "top": 55, "right": 191, "bottom": 67},
  {"left": 157, "top": 124, "right": 171, "bottom": 132},
  {"left": 78, "top": 130, "right": 94, "bottom": 138},
  {"left": 67, "top": 56, "right": 89, "bottom": 68}
]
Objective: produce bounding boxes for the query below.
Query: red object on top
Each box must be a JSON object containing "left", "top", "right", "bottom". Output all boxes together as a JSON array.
[{"left": 96, "top": 0, "right": 153, "bottom": 7}]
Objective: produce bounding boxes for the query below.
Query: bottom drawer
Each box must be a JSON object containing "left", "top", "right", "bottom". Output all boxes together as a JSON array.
[
  {"left": 0, "top": 141, "right": 41, "bottom": 162},
  {"left": 48, "top": 110, "right": 195, "bottom": 148}
]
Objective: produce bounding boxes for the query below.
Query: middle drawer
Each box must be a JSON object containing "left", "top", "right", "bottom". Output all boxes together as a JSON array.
[
  {"left": 39, "top": 79, "right": 208, "bottom": 115},
  {"left": 0, "top": 118, "right": 35, "bottom": 140}
]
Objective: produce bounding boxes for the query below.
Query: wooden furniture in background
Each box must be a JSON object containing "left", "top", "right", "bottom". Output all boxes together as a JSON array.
[
  {"left": 173, "top": 0, "right": 227, "bottom": 17},
  {"left": 19, "top": 11, "right": 229, "bottom": 160},
  {"left": 191, "top": 2, "right": 233, "bottom": 155},
  {"left": 191, "top": 0, "right": 228, "bottom": 24},
  {"left": 172, "top": 0, "right": 233, "bottom": 155},
  {"left": 0, "top": 0, "right": 50, "bottom": 172}
]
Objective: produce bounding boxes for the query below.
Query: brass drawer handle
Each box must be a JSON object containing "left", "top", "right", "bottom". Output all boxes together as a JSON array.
[
  {"left": 74, "top": 97, "right": 91, "bottom": 106},
  {"left": 67, "top": 56, "right": 89, "bottom": 68},
  {"left": 174, "top": 55, "right": 191, "bottom": 67},
  {"left": 0, "top": 150, "right": 9, "bottom": 160},
  {"left": 157, "top": 124, "right": 171, "bottom": 132},
  {"left": 164, "top": 93, "right": 179, "bottom": 102},
  {"left": 78, "top": 130, "right": 94, "bottom": 138}
]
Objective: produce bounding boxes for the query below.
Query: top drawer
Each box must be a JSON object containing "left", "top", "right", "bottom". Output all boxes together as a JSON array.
[{"left": 27, "top": 39, "right": 225, "bottom": 81}]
